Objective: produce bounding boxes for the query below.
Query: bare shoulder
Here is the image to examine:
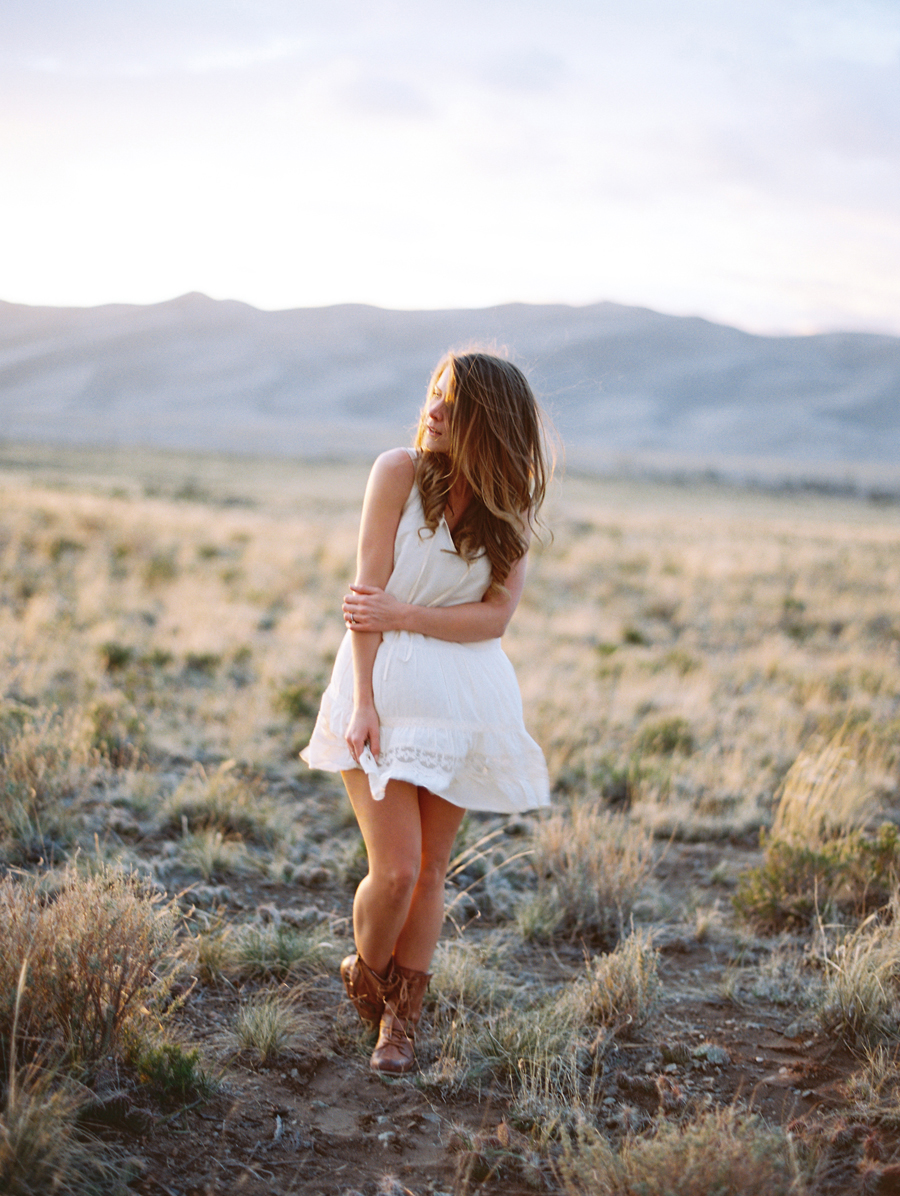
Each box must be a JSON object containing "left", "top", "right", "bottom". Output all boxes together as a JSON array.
[
  {"left": 364, "top": 448, "right": 416, "bottom": 505},
  {"left": 373, "top": 446, "right": 416, "bottom": 476}
]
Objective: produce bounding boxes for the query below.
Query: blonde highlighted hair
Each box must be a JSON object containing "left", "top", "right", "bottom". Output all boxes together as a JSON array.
[{"left": 413, "top": 352, "right": 552, "bottom": 593}]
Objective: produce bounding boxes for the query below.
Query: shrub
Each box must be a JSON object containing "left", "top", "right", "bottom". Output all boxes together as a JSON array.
[
  {"left": 734, "top": 731, "right": 900, "bottom": 932},
  {"left": 0, "top": 868, "right": 179, "bottom": 1079},
  {"left": 183, "top": 652, "right": 221, "bottom": 676},
  {"left": 99, "top": 642, "right": 134, "bottom": 672},
  {"left": 733, "top": 826, "right": 900, "bottom": 932},
  {"left": 634, "top": 716, "right": 694, "bottom": 757},
  {"left": 274, "top": 677, "right": 321, "bottom": 721},
  {"left": 88, "top": 700, "right": 145, "bottom": 767},
  {"left": 622, "top": 626, "right": 650, "bottom": 646},
  {"left": 140, "top": 648, "right": 173, "bottom": 668},
  {"left": 143, "top": 551, "right": 178, "bottom": 585},
  {"left": 128, "top": 1039, "right": 218, "bottom": 1107}
]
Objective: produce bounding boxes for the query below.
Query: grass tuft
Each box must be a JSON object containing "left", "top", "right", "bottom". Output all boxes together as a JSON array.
[
  {"left": 176, "top": 828, "right": 255, "bottom": 882},
  {"left": 634, "top": 716, "right": 694, "bottom": 757},
  {"left": 231, "top": 991, "right": 309, "bottom": 1063},
  {"left": 519, "top": 802, "right": 654, "bottom": 946},
  {"left": 226, "top": 922, "right": 336, "bottom": 982},
  {"left": 817, "top": 908, "right": 900, "bottom": 1047},
  {"left": 0, "top": 710, "right": 93, "bottom": 863},
  {"left": 557, "top": 929, "right": 661, "bottom": 1038},
  {"left": 163, "top": 760, "right": 287, "bottom": 848},
  {"left": 436, "top": 933, "right": 658, "bottom": 1110},
  {"left": 1, "top": 1064, "right": 128, "bottom": 1196},
  {"left": 128, "top": 1037, "right": 219, "bottom": 1106}
]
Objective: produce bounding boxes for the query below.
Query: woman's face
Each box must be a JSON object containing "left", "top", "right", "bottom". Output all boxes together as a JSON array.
[{"left": 421, "top": 365, "right": 452, "bottom": 453}]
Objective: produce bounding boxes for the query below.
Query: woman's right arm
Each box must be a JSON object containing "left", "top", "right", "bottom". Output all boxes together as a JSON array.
[{"left": 344, "top": 448, "right": 414, "bottom": 763}]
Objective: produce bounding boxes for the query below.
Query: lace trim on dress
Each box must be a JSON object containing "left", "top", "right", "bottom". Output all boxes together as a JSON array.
[{"left": 376, "top": 744, "right": 463, "bottom": 775}]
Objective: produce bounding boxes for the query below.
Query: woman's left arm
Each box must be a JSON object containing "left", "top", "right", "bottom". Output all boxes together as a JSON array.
[{"left": 343, "top": 554, "right": 528, "bottom": 643}]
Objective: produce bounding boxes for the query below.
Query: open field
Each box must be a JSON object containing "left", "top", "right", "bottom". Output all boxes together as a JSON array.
[{"left": 2, "top": 442, "right": 900, "bottom": 1195}]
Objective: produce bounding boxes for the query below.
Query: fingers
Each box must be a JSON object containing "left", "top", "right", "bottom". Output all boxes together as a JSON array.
[
  {"left": 343, "top": 592, "right": 377, "bottom": 630},
  {"left": 345, "top": 735, "right": 378, "bottom": 766},
  {"left": 343, "top": 595, "right": 361, "bottom": 629},
  {"left": 345, "top": 731, "right": 362, "bottom": 763}
]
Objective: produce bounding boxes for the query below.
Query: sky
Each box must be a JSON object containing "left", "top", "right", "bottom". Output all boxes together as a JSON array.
[{"left": 2, "top": 0, "right": 899, "bottom": 334}]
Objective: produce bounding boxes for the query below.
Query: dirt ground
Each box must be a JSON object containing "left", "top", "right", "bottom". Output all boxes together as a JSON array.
[{"left": 115, "top": 830, "right": 885, "bottom": 1196}]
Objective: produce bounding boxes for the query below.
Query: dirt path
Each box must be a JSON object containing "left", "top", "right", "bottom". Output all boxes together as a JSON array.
[{"left": 119, "top": 841, "right": 881, "bottom": 1196}]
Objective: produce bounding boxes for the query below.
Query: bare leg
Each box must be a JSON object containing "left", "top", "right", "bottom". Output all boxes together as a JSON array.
[
  {"left": 341, "top": 773, "right": 465, "bottom": 976},
  {"left": 393, "top": 787, "right": 465, "bottom": 972},
  {"left": 341, "top": 770, "right": 423, "bottom": 976}
]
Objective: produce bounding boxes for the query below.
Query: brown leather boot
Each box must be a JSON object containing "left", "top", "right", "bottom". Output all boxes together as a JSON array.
[
  {"left": 340, "top": 954, "right": 395, "bottom": 1031},
  {"left": 370, "top": 962, "right": 431, "bottom": 1074}
]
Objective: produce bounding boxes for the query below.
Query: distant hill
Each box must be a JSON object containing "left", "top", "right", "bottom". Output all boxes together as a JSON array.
[{"left": 0, "top": 293, "right": 898, "bottom": 491}]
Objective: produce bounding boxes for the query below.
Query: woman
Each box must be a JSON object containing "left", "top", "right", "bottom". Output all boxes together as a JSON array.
[{"left": 301, "top": 351, "right": 551, "bottom": 1074}]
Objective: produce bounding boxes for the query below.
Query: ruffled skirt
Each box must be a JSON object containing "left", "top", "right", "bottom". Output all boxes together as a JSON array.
[{"left": 300, "top": 630, "right": 549, "bottom": 813}]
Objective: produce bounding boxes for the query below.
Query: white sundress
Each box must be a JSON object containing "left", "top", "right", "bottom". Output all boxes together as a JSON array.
[{"left": 300, "top": 455, "right": 550, "bottom": 813}]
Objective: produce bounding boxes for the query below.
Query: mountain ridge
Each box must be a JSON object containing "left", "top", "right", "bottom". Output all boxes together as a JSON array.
[{"left": 1, "top": 293, "right": 897, "bottom": 490}]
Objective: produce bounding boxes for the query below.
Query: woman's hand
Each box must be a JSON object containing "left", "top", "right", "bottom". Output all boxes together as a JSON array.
[
  {"left": 345, "top": 701, "right": 380, "bottom": 764},
  {"left": 343, "top": 585, "right": 406, "bottom": 634}
]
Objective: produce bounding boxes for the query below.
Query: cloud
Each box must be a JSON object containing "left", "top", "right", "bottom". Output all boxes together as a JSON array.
[
  {"left": 334, "top": 71, "right": 435, "bottom": 120},
  {"left": 472, "top": 49, "right": 567, "bottom": 95}
]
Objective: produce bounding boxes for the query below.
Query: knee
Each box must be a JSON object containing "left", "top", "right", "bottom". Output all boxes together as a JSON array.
[
  {"left": 372, "top": 860, "right": 419, "bottom": 904},
  {"left": 416, "top": 856, "right": 450, "bottom": 896}
]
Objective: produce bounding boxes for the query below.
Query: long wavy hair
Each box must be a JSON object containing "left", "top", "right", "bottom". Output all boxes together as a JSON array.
[{"left": 412, "top": 352, "right": 552, "bottom": 593}]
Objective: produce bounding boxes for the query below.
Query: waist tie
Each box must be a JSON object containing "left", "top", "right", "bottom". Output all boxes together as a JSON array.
[{"left": 380, "top": 628, "right": 415, "bottom": 676}]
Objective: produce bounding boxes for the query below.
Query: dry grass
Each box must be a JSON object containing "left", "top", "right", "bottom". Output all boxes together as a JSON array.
[
  {"left": 431, "top": 931, "right": 660, "bottom": 1119},
  {"left": 0, "top": 709, "right": 97, "bottom": 865},
  {"left": 2, "top": 446, "right": 900, "bottom": 1191},
  {"left": 162, "top": 760, "right": 289, "bottom": 848},
  {"left": 0, "top": 864, "right": 181, "bottom": 1193},
  {"left": 843, "top": 1044, "right": 900, "bottom": 1127},
  {"left": 734, "top": 733, "right": 900, "bottom": 932},
  {"left": 0, "top": 867, "right": 179, "bottom": 1078},
  {"left": 230, "top": 990, "right": 311, "bottom": 1063},
  {"left": 1, "top": 1065, "right": 127, "bottom": 1196},
  {"left": 560, "top": 1106, "right": 810, "bottom": 1196},
  {"left": 817, "top": 908, "right": 900, "bottom": 1047},
  {"left": 771, "top": 727, "right": 895, "bottom": 843},
  {"left": 557, "top": 929, "right": 661, "bottom": 1038},
  {"left": 520, "top": 804, "right": 655, "bottom": 945}
]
